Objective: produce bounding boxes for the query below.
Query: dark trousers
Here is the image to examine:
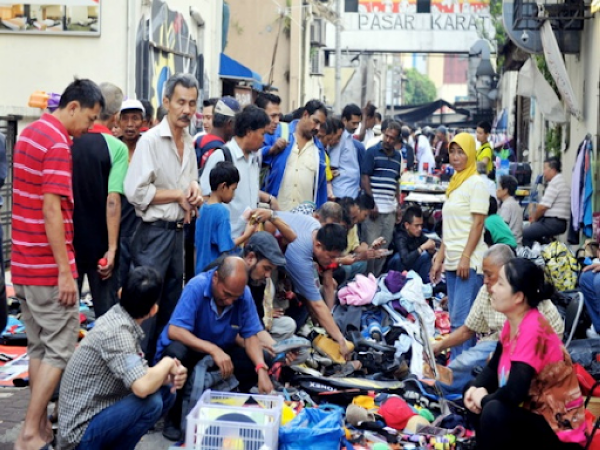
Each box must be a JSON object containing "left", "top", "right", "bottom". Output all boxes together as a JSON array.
[
  {"left": 162, "top": 341, "right": 256, "bottom": 428},
  {"left": 77, "top": 262, "right": 118, "bottom": 319},
  {"left": 118, "top": 234, "right": 133, "bottom": 290},
  {"left": 131, "top": 222, "right": 184, "bottom": 363},
  {"left": 471, "top": 399, "right": 583, "bottom": 450},
  {"left": 183, "top": 217, "right": 196, "bottom": 285},
  {"left": 523, "top": 217, "right": 567, "bottom": 247}
]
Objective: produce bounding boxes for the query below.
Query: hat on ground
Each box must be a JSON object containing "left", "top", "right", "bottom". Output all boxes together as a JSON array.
[
  {"left": 379, "top": 396, "right": 416, "bottom": 430},
  {"left": 214, "top": 96, "right": 241, "bottom": 117},
  {"left": 120, "top": 98, "right": 145, "bottom": 115},
  {"left": 246, "top": 231, "right": 286, "bottom": 266}
]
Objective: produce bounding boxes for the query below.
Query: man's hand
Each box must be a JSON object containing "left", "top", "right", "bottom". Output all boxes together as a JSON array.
[
  {"left": 457, "top": 255, "right": 471, "bottom": 279},
  {"left": 169, "top": 359, "right": 188, "bottom": 393},
  {"left": 269, "top": 138, "right": 288, "bottom": 156},
  {"left": 338, "top": 338, "right": 353, "bottom": 360},
  {"left": 257, "top": 370, "right": 273, "bottom": 394},
  {"left": 331, "top": 169, "right": 340, "bottom": 178},
  {"left": 338, "top": 255, "right": 356, "bottom": 266},
  {"left": 432, "top": 341, "right": 443, "bottom": 356},
  {"left": 422, "top": 239, "right": 436, "bottom": 251},
  {"left": 187, "top": 181, "right": 203, "bottom": 207},
  {"left": 211, "top": 348, "right": 234, "bottom": 379},
  {"left": 178, "top": 190, "right": 193, "bottom": 224},
  {"left": 464, "top": 386, "right": 481, "bottom": 414},
  {"left": 97, "top": 249, "right": 116, "bottom": 280},
  {"left": 269, "top": 196, "right": 280, "bottom": 211},
  {"left": 370, "top": 205, "right": 379, "bottom": 220},
  {"left": 58, "top": 271, "right": 78, "bottom": 307},
  {"left": 371, "top": 237, "right": 386, "bottom": 249},
  {"left": 583, "top": 263, "right": 600, "bottom": 273},
  {"left": 472, "top": 387, "right": 488, "bottom": 410}
]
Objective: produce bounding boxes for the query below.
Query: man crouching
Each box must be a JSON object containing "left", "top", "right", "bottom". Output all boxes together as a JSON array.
[{"left": 58, "top": 267, "right": 186, "bottom": 450}]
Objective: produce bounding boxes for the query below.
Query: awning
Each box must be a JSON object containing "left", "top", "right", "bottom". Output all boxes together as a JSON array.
[
  {"left": 219, "top": 53, "right": 262, "bottom": 88},
  {"left": 391, "top": 99, "right": 471, "bottom": 125}
]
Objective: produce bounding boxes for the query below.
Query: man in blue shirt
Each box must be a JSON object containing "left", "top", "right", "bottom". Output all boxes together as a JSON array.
[
  {"left": 156, "top": 256, "right": 272, "bottom": 440},
  {"left": 329, "top": 103, "right": 365, "bottom": 199}
]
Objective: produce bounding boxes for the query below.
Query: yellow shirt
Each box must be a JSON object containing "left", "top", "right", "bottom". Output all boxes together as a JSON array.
[
  {"left": 476, "top": 142, "right": 493, "bottom": 173},
  {"left": 442, "top": 175, "right": 489, "bottom": 273},
  {"left": 346, "top": 225, "right": 360, "bottom": 253},
  {"left": 325, "top": 153, "right": 333, "bottom": 182},
  {"left": 277, "top": 140, "right": 319, "bottom": 211}
]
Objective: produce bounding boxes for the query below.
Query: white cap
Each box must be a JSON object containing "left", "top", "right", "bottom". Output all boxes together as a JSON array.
[{"left": 120, "top": 98, "right": 145, "bottom": 115}]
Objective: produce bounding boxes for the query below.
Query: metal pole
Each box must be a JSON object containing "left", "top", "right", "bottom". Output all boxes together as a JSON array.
[{"left": 334, "top": 0, "right": 342, "bottom": 113}]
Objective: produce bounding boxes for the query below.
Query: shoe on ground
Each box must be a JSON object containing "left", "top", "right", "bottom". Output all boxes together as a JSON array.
[
  {"left": 162, "top": 421, "right": 182, "bottom": 442},
  {"left": 587, "top": 325, "right": 600, "bottom": 339}
]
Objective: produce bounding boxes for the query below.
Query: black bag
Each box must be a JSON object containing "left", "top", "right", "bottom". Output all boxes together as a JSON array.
[{"left": 198, "top": 145, "right": 233, "bottom": 178}]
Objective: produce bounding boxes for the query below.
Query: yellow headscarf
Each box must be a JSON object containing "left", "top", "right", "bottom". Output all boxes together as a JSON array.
[{"left": 446, "top": 132, "right": 478, "bottom": 197}]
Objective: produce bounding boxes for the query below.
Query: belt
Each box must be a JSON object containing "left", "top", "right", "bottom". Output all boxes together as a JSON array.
[{"left": 145, "top": 219, "right": 184, "bottom": 231}]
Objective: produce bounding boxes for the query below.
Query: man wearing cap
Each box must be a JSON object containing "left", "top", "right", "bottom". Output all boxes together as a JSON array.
[
  {"left": 118, "top": 99, "right": 145, "bottom": 288},
  {"left": 434, "top": 125, "right": 449, "bottom": 168},
  {"left": 72, "top": 82, "right": 129, "bottom": 318},
  {"left": 124, "top": 73, "right": 203, "bottom": 363}
]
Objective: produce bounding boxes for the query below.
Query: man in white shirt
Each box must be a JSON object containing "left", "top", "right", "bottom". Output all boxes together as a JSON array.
[
  {"left": 124, "top": 73, "right": 203, "bottom": 362},
  {"left": 200, "top": 105, "right": 273, "bottom": 238},
  {"left": 523, "top": 156, "right": 570, "bottom": 247}
]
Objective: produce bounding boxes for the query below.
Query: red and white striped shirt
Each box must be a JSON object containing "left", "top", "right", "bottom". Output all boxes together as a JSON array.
[{"left": 11, "top": 113, "right": 77, "bottom": 285}]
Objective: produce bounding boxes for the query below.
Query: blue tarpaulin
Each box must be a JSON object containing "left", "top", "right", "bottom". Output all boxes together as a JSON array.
[{"left": 219, "top": 53, "right": 262, "bottom": 88}]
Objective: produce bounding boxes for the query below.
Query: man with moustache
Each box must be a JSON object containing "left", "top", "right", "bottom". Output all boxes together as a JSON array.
[
  {"left": 262, "top": 99, "right": 329, "bottom": 211},
  {"left": 124, "top": 73, "right": 203, "bottom": 363},
  {"left": 256, "top": 93, "right": 288, "bottom": 158}
]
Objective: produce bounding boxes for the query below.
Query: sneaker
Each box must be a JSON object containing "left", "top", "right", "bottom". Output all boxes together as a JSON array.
[
  {"left": 587, "top": 325, "right": 600, "bottom": 339},
  {"left": 273, "top": 337, "right": 312, "bottom": 354},
  {"left": 162, "top": 419, "right": 182, "bottom": 442}
]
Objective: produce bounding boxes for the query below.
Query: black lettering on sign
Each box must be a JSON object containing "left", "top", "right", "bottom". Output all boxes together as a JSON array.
[
  {"left": 382, "top": 13, "right": 394, "bottom": 29},
  {"left": 444, "top": 14, "right": 455, "bottom": 30},
  {"left": 359, "top": 14, "right": 369, "bottom": 29},
  {"left": 431, "top": 14, "right": 442, "bottom": 29},
  {"left": 456, "top": 14, "right": 466, "bottom": 29},
  {"left": 405, "top": 14, "right": 415, "bottom": 30}
]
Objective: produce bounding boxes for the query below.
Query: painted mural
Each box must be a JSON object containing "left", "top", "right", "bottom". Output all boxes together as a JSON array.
[{"left": 357, "top": 0, "right": 490, "bottom": 14}]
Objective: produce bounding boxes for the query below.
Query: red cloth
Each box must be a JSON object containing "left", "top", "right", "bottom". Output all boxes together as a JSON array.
[{"left": 12, "top": 114, "right": 77, "bottom": 285}]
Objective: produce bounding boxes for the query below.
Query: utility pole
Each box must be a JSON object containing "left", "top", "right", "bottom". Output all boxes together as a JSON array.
[{"left": 334, "top": 0, "right": 342, "bottom": 113}]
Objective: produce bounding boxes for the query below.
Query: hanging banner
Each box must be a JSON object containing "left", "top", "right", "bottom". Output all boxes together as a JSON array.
[
  {"left": 326, "top": 0, "right": 494, "bottom": 53},
  {"left": 0, "top": 1, "right": 100, "bottom": 35}
]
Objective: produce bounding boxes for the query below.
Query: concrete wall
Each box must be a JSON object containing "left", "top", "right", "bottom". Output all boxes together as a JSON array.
[
  {"left": 0, "top": 0, "right": 222, "bottom": 123},
  {"left": 225, "top": 0, "right": 291, "bottom": 111}
]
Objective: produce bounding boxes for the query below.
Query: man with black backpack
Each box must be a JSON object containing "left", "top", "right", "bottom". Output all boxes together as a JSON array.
[{"left": 199, "top": 105, "right": 273, "bottom": 239}]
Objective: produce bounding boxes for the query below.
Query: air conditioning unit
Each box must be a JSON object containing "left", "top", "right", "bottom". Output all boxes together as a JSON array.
[
  {"left": 310, "top": 18, "right": 326, "bottom": 46},
  {"left": 310, "top": 48, "right": 325, "bottom": 75}
]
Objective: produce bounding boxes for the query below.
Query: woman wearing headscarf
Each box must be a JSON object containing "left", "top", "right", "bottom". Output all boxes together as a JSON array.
[{"left": 430, "top": 133, "right": 489, "bottom": 358}]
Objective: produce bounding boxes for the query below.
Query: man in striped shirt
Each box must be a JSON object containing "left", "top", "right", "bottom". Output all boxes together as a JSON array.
[
  {"left": 523, "top": 156, "right": 571, "bottom": 247},
  {"left": 361, "top": 121, "right": 403, "bottom": 276},
  {"left": 12, "top": 79, "right": 104, "bottom": 450}
]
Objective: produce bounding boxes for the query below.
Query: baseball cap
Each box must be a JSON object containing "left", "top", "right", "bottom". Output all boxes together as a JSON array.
[
  {"left": 436, "top": 125, "right": 448, "bottom": 134},
  {"left": 246, "top": 231, "right": 286, "bottom": 266},
  {"left": 120, "top": 98, "right": 145, "bottom": 115},
  {"left": 214, "top": 96, "right": 241, "bottom": 117}
]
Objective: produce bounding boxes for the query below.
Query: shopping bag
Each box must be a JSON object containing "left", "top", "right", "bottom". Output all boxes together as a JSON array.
[{"left": 278, "top": 408, "right": 344, "bottom": 450}]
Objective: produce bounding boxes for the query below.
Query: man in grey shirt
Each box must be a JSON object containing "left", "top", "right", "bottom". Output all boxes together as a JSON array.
[
  {"left": 523, "top": 156, "right": 570, "bottom": 247},
  {"left": 497, "top": 175, "right": 523, "bottom": 245},
  {"left": 124, "top": 73, "right": 203, "bottom": 362}
]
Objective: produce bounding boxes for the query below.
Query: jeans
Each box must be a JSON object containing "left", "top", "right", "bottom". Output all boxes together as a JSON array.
[
  {"left": 363, "top": 212, "right": 396, "bottom": 276},
  {"left": 446, "top": 270, "right": 483, "bottom": 358},
  {"left": 342, "top": 261, "right": 367, "bottom": 282},
  {"left": 77, "top": 262, "right": 118, "bottom": 319},
  {"left": 580, "top": 270, "right": 600, "bottom": 332},
  {"left": 76, "top": 386, "right": 175, "bottom": 450},
  {"left": 439, "top": 340, "right": 497, "bottom": 395},
  {"left": 388, "top": 252, "right": 432, "bottom": 283}
]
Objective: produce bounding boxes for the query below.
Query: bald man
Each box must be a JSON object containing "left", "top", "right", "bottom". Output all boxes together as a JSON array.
[{"left": 155, "top": 257, "right": 272, "bottom": 441}]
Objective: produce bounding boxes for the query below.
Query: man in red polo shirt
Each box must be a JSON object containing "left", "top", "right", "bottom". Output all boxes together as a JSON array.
[{"left": 12, "top": 78, "right": 104, "bottom": 450}]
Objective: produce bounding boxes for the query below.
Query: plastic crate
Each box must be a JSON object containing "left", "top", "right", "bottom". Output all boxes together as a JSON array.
[{"left": 185, "top": 390, "right": 283, "bottom": 450}]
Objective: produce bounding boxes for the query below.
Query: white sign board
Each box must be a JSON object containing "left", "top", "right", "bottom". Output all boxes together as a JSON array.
[{"left": 326, "top": 0, "right": 493, "bottom": 53}]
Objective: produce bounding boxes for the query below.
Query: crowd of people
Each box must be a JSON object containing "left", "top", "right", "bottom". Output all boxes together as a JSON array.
[{"left": 8, "top": 72, "right": 585, "bottom": 450}]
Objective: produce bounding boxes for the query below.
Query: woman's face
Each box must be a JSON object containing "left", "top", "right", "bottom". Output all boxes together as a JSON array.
[
  {"left": 449, "top": 142, "right": 468, "bottom": 172},
  {"left": 490, "top": 266, "right": 519, "bottom": 314}
]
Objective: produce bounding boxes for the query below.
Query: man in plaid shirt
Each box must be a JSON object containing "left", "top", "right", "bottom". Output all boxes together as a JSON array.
[
  {"left": 58, "top": 267, "right": 187, "bottom": 450},
  {"left": 432, "top": 244, "right": 564, "bottom": 395}
]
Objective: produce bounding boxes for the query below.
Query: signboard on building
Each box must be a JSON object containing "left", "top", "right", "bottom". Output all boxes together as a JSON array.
[
  {"left": 0, "top": 1, "right": 100, "bottom": 35},
  {"left": 234, "top": 86, "right": 252, "bottom": 107},
  {"left": 326, "top": 0, "right": 493, "bottom": 53}
]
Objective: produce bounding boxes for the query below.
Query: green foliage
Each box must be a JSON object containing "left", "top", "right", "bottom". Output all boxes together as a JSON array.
[
  {"left": 545, "top": 123, "right": 563, "bottom": 156},
  {"left": 535, "top": 55, "right": 560, "bottom": 96},
  {"left": 403, "top": 68, "right": 437, "bottom": 105}
]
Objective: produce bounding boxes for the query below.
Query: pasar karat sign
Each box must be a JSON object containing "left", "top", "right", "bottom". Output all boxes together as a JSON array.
[{"left": 326, "top": 0, "right": 493, "bottom": 53}]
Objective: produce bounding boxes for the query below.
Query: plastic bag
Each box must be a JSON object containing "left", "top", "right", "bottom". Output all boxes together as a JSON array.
[{"left": 278, "top": 408, "right": 344, "bottom": 450}]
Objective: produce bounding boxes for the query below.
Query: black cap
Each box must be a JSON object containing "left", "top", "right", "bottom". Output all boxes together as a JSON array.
[{"left": 246, "top": 232, "right": 286, "bottom": 266}]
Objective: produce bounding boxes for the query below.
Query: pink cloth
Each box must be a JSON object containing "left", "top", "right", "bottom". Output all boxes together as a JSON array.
[
  {"left": 498, "top": 308, "right": 564, "bottom": 386},
  {"left": 338, "top": 274, "right": 378, "bottom": 306}
]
